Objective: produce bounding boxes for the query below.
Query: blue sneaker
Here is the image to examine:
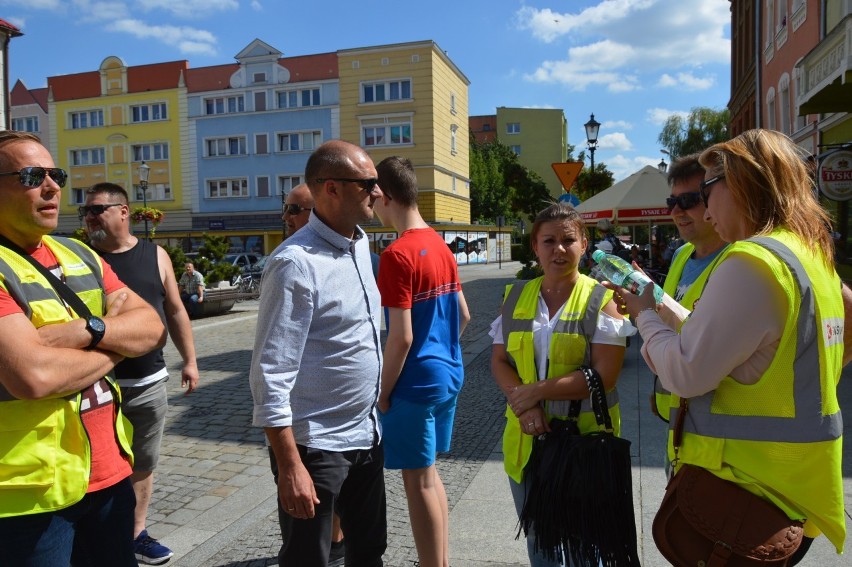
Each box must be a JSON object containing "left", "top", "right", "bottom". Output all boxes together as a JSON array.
[{"left": 134, "top": 530, "right": 174, "bottom": 565}]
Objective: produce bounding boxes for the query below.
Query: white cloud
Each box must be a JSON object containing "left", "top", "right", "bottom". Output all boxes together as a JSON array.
[
  {"left": 647, "top": 107, "right": 689, "bottom": 126},
  {"left": 109, "top": 18, "right": 217, "bottom": 56},
  {"left": 657, "top": 72, "right": 715, "bottom": 91},
  {"left": 605, "top": 153, "right": 664, "bottom": 181},
  {"left": 604, "top": 120, "right": 633, "bottom": 130},
  {"left": 136, "top": 0, "right": 238, "bottom": 18},
  {"left": 251, "top": 0, "right": 262, "bottom": 10},
  {"left": 518, "top": 0, "right": 729, "bottom": 90},
  {"left": 1, "top": 0, "right": 62, "bottom": 8},
  {"left": 599, "top": 132, "right": 633, "bottom": 151}
]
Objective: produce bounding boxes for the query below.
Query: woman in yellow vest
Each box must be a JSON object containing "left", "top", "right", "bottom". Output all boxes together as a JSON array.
[
  {"left": 490, "top": 203, "right": 635, "bottom": 566},
  {"left": 608, "top": 129, "right": 846, "bottom": 563}
]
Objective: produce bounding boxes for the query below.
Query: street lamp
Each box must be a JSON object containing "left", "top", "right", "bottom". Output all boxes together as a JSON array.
[
  {"left": 584, "top": 113, "right": 600, "bottom": 173},
  {"left": 658, "top": 159, "right": 667, "bottom": 173},
  {"left": 138, "top": 161, "right": 150, "bottom": 240}
]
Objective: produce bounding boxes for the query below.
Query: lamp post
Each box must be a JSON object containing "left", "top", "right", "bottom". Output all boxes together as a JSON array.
[
  {"left": 584, "top": 113, "right": 600, "bottom": 173},
  {"left": 658, "top": 159, "right": 667, "bottom": 173},
  {"left": 138, "top": 161, "right": 150, "bottom": 240}
]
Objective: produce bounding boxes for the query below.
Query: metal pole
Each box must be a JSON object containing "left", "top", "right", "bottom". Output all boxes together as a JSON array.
[
  {"left": 590, "top": 145, "right": 595, "bottom": 174},
  {"left": 141, "top": 179, "right": 149, "bottom": 240}
]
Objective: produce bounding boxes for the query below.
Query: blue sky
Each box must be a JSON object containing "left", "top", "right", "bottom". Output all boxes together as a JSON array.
[{"left": 2, "top": 0, "right": 731, "bottom": 181}]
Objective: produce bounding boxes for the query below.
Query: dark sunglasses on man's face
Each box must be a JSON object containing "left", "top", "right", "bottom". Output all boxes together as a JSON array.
[
  {"left": 666, "top": 191, "right": 703, "bottom": 213},
  {"left": 283, "top": 204, "right": 313, "bottom": 215},
  {"left": 315, "top": 177, "right": 379, "bottom": 192},
  {"left": 78, "top": 203, "right": 123, "bottom": 219},
  {"left": 0, "top": 166, "right": 68, "bottom": 188}
]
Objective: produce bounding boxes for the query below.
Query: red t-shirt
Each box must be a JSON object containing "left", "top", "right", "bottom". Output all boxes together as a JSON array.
[{"left": 0, "top": 243, "right": 131, "bottom": 491}]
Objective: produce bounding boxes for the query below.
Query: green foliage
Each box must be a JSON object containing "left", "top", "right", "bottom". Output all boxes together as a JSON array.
[
  {"left": 513, "top": 232, "right": 543, "bottom": 280},
  {"left": 658, "top": 106, "right": 730, "bottom": 158},
  {"left": 469, "top": 139, "right": 553, "bottom": 223},
  {"left": 573, "top": 158, "right": 616, "bottom": 203},
  {"left": 168, "top": 234, "right": 241, "bottom": 287}
]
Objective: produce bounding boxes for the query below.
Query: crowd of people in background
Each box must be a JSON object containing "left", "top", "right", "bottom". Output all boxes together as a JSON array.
[{"left": 0, "top": 129, "right": 847, "bottom": 567}]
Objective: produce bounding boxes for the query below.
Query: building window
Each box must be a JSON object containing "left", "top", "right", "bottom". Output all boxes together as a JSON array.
[
  {"left": 253, "top": 72, "right": 267, "bottom": 84},
  {"left": 277, "top": 88, "right": 321, "bottom": 109},
  {"left": 507, "top": 122, "right": 521, "bottom": 134},
  {"left": 71, "top": 188, "right": 86, "bottom": 205},
  {"left": 450, "top": 124, "right": 458, "bottom": 155},
  {"left": 279, "top": 175, "right": 303, "bottom": 196},
  {"left": 70, "top": 148, "right": 105, "bottom": 166},
  {"left": 256, "top": 134, "right": 269, "bottom": 155},
  {"left": 131, "top": 143, "right": 169, "bottom": 162},
  {"left": 12, "top": 116, "right": 39, "bottom": 132},
  {"left": 450, "top": 93, "right": 457, "bottom": 115},
  {"left": 205, "top": 95, "right": 245, "bottom": 115},
  {"left": 362, "top": 79, "right": 412, "bottom": 103},
  {"left": 277, "top": 131, "right": 322, "bottom": 152},
  {"left": 363, "top": 120, "right": 413, "bottom": 147},
  {"left": 766, "top": 88, "right": 776, "bottom": 130},
  {"left": 134, "top": 183, "right": 171, "bottom": 202},
  {"left": 779, "top": 75, "right": 790, "bottom": 135},
  {"left": 257, "top": 176, "right": 271, "bottom": 198},
  {"left": 131, "top": 103, "right": 167, "bottom": 123},
  {"left": 206, "top": 136, "right": 247, "bottom": 157},
  {"left": 208, "top": 178, "right": 248, "bottom": 199},
  {"left": 511, "top": 145, "right": 521, "bottom": 155},
  {"left": 482, "top": 123, "right": 491, "bottom": 131},
  {"left": 254, "top": 92, "right": 267, "bottom": 112},
  {"left": 70, "top": 110, "right": 104, "bottom": 129}
]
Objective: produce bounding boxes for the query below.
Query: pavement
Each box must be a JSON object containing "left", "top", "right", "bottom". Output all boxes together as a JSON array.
[{"left": 147, "top": 260, "right": 852, "bottom": 567}]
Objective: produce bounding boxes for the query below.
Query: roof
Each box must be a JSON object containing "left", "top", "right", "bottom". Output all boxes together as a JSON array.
[
  {"left": 10, "top": 80, "right": 48, "bottom": 112},
  {"left": 185, "top": 52, "right": 338, "bottom": 93},
  {"left": 48, "top": 60, "right": 189, "bottom": 102},
  {"left": 0, "top": 19, "right": 22, "bottom": 37}
]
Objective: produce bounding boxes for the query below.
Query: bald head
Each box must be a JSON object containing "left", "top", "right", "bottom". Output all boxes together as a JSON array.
[{"left": 283, "top": 183, "right": 315, "bottom": 237}]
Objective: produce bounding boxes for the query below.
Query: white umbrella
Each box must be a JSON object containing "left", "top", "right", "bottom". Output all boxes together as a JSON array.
[{"left": 574, "top": 165, "right": 671, "bottom": 225}]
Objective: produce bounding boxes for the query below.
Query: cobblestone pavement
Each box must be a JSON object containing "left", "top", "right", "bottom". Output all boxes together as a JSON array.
[{"left": 151, "top": 263, "right": 521, "bottom": 567}]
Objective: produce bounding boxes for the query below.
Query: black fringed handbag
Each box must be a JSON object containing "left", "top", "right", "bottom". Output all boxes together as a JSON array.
[{"left": 518, "top": 366, "right": 640, "bottom": 567}]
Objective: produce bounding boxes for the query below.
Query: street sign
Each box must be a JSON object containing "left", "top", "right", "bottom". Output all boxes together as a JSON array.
[{"left": 551, "top": 161, "right": 584, "bottom": 191}]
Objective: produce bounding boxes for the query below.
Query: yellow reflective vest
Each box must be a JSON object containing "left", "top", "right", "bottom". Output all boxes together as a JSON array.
[
  {"left": 653, "top": 243, "right": 723, "bottom": 420},
  {"left": 500, "top": 275, "right": 621, "bottom": 483},
  {"left": 0, "top": 235, "right": 134, "bottom": 518},
  {"left": 671, "top": 230, "right": 845, "bottom": 551}
]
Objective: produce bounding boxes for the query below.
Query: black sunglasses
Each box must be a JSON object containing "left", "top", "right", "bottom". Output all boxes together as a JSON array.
[
  {"left": 283, "top": 203, "right": 313, "bottom": 215},
  {"left": 699, "top": 175, "right": 725, "bottom": 207},
  {"left": 315, "top": 177, "right": 379, "bottom": 192},
  {"left": 665, "top": 192, "right": 703, "bottom": 213},
  {"left": 78, "top": 203, "right": 123, "bottom": 219},
  {"left": 0, "top": 166, "right": 68, "bottom": 188}
]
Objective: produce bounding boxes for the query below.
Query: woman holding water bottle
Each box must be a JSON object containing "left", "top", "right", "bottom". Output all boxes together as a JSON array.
[
  {"left": 605, "top": 129, "right": 846, "bottom": 563},
  {"left": 489, "top": 202, "right": 636, "bottom": 566}
]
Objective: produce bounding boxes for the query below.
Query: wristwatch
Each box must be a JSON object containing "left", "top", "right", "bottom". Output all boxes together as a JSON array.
[{"left": 84, "top": 316, "right": 106, "bottom": 350}]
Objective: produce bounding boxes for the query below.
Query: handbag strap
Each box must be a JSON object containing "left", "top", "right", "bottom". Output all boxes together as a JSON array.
[
  {"left": 0, "top": 234, "right": 92, "bottom": 319},
  {"left": 579, "top": 366, "right": 613, "bottom": 431}
]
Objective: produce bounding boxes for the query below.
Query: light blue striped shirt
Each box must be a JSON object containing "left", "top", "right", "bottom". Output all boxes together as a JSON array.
[{"left": 249, "top": 213, "right": 383, "bottom": 451}]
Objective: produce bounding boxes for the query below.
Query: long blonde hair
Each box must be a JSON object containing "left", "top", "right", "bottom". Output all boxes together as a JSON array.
[{"left": 698, "top": 129, "right": 833, "bottom": 266}]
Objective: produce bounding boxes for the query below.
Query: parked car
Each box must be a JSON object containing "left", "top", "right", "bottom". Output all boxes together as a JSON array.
[{"left": 222, "top": 253, "right": 263, "bottom": 271}]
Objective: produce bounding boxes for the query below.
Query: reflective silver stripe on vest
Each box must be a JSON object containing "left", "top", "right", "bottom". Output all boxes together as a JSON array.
[
  {"left": 674, "top": 237, "right": 843, "bottom": 442},
  {"left": 501, "top": 281, "right": 618, "bottom": 415}
]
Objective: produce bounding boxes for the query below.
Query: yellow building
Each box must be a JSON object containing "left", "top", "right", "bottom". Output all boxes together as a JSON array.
[
  {"left": 337, "top": 41, "right": 471, "bottom": 224},
  {"left": 48, "top": 56, "right": 188, "bottom": 234}
]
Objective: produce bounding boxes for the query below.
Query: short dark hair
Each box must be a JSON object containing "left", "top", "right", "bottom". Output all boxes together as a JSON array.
[
  {"left": 531, "top": 202, "right": 587, "bottom": 243},
  {"left": 666, "top": 153, "right": 705, "bottom": 187},
  {"left": 376, "top": 156, "right": 418, "bottom": 208},
  {"left": 305, "top": 140, "right": 357, "bottom": 188},
  {"left": 87, "top": 182, "right": 129, "bottom": 205},
  {"left": 0, "top": 131, "right": 43, "bottom": 171}
]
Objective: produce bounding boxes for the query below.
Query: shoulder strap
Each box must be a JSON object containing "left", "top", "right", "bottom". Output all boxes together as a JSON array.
[{"left": 0, "top": 234, "right": 92, "bottom": 319}]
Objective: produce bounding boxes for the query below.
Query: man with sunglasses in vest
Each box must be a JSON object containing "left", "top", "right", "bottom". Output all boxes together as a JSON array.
[
  {"left": 250, "top": 140, "right": 387, "bottom": 566},
  {"left": 84, "top": 182, "right": 200, "bottom": 564},
  {"left": 651, "top": 154, "right": 727, "bottom": 461},
  {"left": 0, "top": 131, "right": 165, "bottom": 566}
]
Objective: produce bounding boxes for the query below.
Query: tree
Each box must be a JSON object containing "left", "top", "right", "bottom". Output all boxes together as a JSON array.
[
  {"left": 469, "top": 139, "right": 553, "bottom": 223},
  {"left": 571, "top": 149, "right": 615, "bottom": 202},
  {"left": 658, "top": 106, "right": 730, "bottom": 158}
]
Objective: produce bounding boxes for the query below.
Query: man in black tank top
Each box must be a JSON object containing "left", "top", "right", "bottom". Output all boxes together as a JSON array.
[{"left": 85, "top": 183, "right": 200, "bottom": 565}]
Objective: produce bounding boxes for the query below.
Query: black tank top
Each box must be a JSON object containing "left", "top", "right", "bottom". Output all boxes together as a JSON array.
[{"left": 96, "top": 239, "right": 167, "bottom": 381}]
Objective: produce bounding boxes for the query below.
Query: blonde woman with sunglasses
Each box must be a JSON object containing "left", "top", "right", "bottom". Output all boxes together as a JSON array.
[{"left": 607, "top": 129, "right": 849, "bottom": 563}]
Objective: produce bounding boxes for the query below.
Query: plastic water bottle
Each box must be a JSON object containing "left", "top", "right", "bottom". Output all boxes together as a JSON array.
[{"left": 591, "top": 249, "right": 664, "bottom": 302}]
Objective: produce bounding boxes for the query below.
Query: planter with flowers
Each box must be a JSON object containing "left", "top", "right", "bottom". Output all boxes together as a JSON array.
[{"left": 130, "top": 207, "right": 165, "bottom": 237}]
